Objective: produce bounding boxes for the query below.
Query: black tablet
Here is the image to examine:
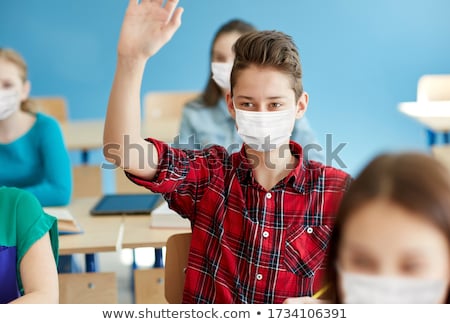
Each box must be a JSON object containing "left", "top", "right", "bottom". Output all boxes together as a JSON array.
[{"left": 90, "top": 193, "right": 163, "bottom": 216}]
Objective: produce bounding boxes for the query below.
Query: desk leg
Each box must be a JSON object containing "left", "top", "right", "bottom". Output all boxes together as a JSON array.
[
  {"left": 427, "top": 129, "right": 437, "bottom": 147},
  {"left": 154, "top": 248, "right": 164, "bottom": 268},
  {"left": 85, "top": 254, "right": 98, "bottom": 272},
  {"left": 81, "top": 150, "right": 89, "bottom": 164}
]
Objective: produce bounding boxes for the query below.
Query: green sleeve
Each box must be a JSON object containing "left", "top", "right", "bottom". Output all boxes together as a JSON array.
[{"left": 15, "top": 189, "right": 59, "bottom": 282}]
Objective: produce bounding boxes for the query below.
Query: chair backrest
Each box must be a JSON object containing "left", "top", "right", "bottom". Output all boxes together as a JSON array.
[
  {"left": 72, "top": 165, "right": 103, "bottom": 198},
  {"left": 133, "top": 268, "right": 166, "bottom": 304},
  {"left": 164, "top": 232, "right": 192, "bottom": 304},
  {"left": 58, "top": 272, "right": 118, "bottom": 304},
  {"left": 32, "top": 96, "right": 69, "bottom": 122},
  {"left": 113, "top": 167, "right": 150, "bottom": 194},
  {"left": 417, "top": 74, "right": 450, "bottom": 102},
  {"left": 143, "top": 91, "right": 200, "bottom": 141}
]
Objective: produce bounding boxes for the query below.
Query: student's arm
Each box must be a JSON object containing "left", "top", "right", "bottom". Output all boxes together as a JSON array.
[
  {"left": 9, "top": 233, "right": 59, "bottom": 304},
  {"left": 24, "top": 116, "right": 72, "bottom": 206},
  {"left": 103, "top": 0, "right": 183, "bottom": 180}
]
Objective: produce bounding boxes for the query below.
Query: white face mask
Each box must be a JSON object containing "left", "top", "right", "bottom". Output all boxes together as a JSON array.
[
  {"left": 234, "top": 106, "right": 295, "bottom": 152},
  {"left": 211, "top": 62, "right": 233, "bottom": 90},
  {"left": 0, "top": 89, "right": 20, "bottom": 120},
  {"left": 339, "top": 270, "right": 448, "bottom": 304}
]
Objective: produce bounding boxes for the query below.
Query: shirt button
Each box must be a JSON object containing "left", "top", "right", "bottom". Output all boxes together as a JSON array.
[
  {"left": 262, "top": 231, "right": 269, "bottom": 238},
  {"left": 266, "top": 192, "right": 272, "bottom": 199},
  {"left": 307, "top": 227, "right": 313, "bottom": 234},
  {"left": 256, "top": 274, "right": 263, "bottom": 280}
]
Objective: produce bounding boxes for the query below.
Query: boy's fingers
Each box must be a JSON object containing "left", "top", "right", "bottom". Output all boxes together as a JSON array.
[
  {"left": 150, "top": 0, "right": 164, "bottom": 5},
  {"left": 167, "top": 7, "right": 183, "bottom": 31},
  {"left": 164, "top": 0, "right": 180, "bottom": 20}
]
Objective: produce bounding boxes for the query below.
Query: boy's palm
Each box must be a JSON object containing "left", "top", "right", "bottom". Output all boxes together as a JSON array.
[{"left": 118, "top": 0, "right": 183, "bottom": 59}]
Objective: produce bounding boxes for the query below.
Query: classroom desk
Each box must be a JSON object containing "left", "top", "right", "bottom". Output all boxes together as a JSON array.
[
  {"left": 122, "top": 215, "right": 190, "bottom": 250},
  {"left": 58, "top": 197, "right": 123, "bottom": 272}
]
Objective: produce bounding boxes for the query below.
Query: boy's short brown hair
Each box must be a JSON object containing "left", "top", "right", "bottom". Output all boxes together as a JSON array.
[{"left": 230, "top": 30, "right": 303, "bottom": 100}]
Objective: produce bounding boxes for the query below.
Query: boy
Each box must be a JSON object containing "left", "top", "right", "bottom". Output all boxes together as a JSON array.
[{"left": 104, "top": 0, "right": 350, "bottom": 303}]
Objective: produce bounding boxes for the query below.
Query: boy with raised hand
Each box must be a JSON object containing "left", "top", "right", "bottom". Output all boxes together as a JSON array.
[{"left": 104, "top": 0, "right": 351, "bottom": 303}]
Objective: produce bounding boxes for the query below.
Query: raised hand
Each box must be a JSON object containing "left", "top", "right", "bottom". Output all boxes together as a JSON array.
[{"left": 117, "top": 0, "right": 183, "bottom": 60}]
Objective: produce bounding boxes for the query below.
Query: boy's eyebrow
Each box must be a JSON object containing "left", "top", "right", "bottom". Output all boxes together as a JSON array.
[{"left": 235, "top": 95, "right": 287, "bottom": 100}]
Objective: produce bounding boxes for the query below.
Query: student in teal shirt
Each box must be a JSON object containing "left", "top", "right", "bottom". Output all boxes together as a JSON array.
[
  {"left": 0, "top": 186, "right": 59, "bottom": 304},
  {"left": 0, "top": 48, "right": 73, "bottom": 273},
  {"left": 0, "top": 48, "right": 72, "bottom": 207}
]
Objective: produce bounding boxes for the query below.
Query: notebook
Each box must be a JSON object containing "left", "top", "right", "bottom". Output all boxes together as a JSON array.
[
  {"left": 43, "top": 207, "right": 83, "bottom": 235},
  {"left": 90, "top": 193, "right": 162, "bottom": 216}
]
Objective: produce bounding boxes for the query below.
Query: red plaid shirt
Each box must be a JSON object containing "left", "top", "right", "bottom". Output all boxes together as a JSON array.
[{"left": 127, "top": 139, "right": 351, "bottom": 303}]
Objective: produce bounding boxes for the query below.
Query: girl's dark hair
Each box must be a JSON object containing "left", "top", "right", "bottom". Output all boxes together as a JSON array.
[
  {"left": 202, "top": 19, "right": 256, "bottom": 107},
  {"left": 325, "top": 152, "right": 450, "bottom": 304}
]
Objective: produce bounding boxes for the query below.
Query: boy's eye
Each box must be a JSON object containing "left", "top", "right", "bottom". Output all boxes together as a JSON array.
[
  {"left": 238, "top": 102, "right": 254, "bottom": 109},
  {"left": 270, "top": 103, "right": 282, "bottom": 109}
]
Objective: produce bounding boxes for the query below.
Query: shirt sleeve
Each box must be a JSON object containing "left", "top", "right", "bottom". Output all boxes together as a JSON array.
[
  {"left": 15, "top": 189, "right": 59, "bottom": 290},
  {"left": 125, "top": 138, "right": 229, "bottom": 220},
  {"left": 24, "top": 115, "right": 72, "bottom": 206}
]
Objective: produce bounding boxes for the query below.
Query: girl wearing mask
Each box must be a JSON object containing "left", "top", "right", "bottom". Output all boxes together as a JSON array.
[
  {"left": 178, "top": 19, "right": 325, "bottom": 163},
  {"left": 0, "top": 48, "right": 72, "bottom": 206},
  {"left": 324, "top": 152, "right": 450, "bottom": 303}
]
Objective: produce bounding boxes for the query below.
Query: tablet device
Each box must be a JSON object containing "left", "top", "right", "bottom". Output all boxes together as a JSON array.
[{"left": 90, "top": 193, "right": 163, "bottom": 216}]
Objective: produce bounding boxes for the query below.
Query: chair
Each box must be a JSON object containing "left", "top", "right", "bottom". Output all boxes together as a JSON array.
[
  {"left": 114, "top": 167, "right": 150, "bottom": 194},
  {"left": 164, "top": 232, "right": 192, "bottom": 304},
  {"left": 32, "top": 96, "right": 69, "bottom": 123},
  {"left": 143, "top": 91, "right": 200, "bottom": 142},
  {"left": 416, "top": 75, "right": 450, "bottom": 145},
  {"left": 132, "top": 232, "right": 191, "bottom": 304},
  {"left": 417, "top": 74, "right": 450, "bottom": 102},
  {"left": 72, "top": 164, "right": 103, "bottom": 199},
  {"left": 133, "top": 267, "right": 166, "bottom": 304},
  {"left": 58, "top": 272, "right": 118, "bottom": 304}
]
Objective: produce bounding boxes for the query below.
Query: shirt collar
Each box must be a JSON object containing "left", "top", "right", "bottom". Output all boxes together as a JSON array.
[{"left": 231, "top": 141, "right": 307, "bottom": 192}]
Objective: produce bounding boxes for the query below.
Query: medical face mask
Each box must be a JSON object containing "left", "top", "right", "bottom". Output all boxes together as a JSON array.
[
  {"left": 339, "top": 269, "right": 448, "bottom": 304},
  {"left": 211, "top": 62, "right": 233, "bottom": 90},
  {"left": 0, "top": 89, "right": 20, "bottom": 120},
  {"left": 234, "top": 106, "right": 295, "bottom": 152}
]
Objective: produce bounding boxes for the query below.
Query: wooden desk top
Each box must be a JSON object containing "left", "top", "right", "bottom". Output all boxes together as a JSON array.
[
  {"left": 58, "top": 197, "right": 123, "bottom": 255},
  {"left": 60, "top": 119, "right": 179, "bottom": 151},
  {"left": 121, "top": 215, "right": 190, "bottom": 249},
  {"left": 398, "top": 101, "right": 450, "bottom": 132}
]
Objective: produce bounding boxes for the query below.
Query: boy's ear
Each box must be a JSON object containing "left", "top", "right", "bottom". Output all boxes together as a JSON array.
[
  {"left": 295, "top": 91, "right": 308, "bottom": 119},
  {"left": 226, "top": 91, "right": 236, "bottom": 120}
]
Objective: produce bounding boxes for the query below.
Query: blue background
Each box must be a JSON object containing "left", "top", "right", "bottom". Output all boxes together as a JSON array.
[{"left": 2, "top": 0, "right": 450, "bottom": 176}]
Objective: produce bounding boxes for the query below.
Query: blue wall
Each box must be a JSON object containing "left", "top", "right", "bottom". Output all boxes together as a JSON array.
[{"left": 2, "top": 0, "right": 450, "bottom": 176}]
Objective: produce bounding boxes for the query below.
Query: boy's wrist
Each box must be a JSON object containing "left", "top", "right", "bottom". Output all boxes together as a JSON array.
[{"left": 116, "top": 55, "right": 147, "bottom": 71}]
